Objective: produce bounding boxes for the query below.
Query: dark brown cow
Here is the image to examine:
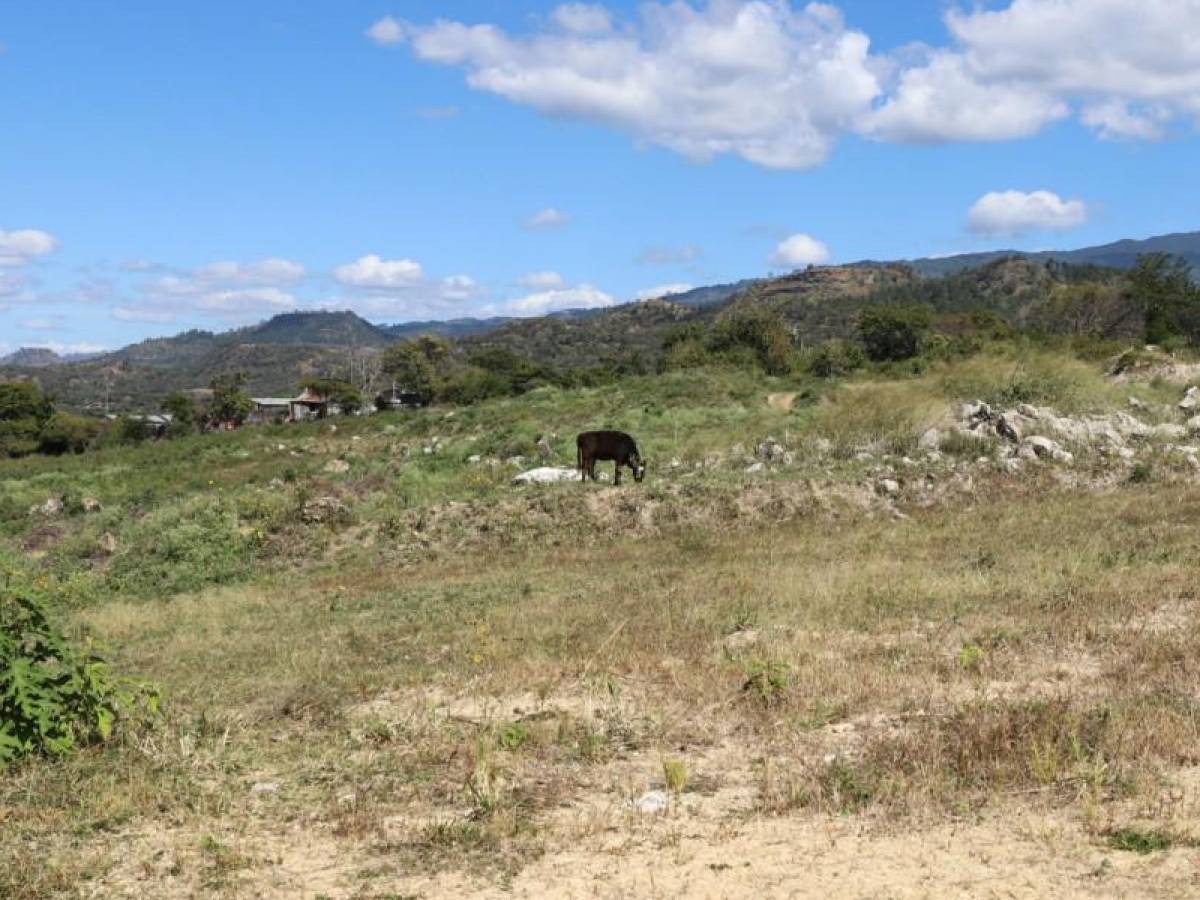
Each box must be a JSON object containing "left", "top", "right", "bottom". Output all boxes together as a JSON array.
[{"left": 576, "top": 430, "right": 645, "bottom": 485}]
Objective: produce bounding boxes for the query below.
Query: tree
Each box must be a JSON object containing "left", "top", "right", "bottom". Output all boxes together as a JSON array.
[
  {"left": 855, "top": 304, "right": 932, "bottom": 362},
  {"left": 0, "top": 381, "right": 54, "bottom": 457},
  {"left": 1128, "top": 253, "right": 1200, "bottom": 344},
  {"left": 207, "top": 373, "right": 253, "bottom": 426},
  {"left": 707, "top": 309, "right": 794, "bottom": 375},
  {"left": 161, "top": 392, "right": 197, "bottom": 436},
  {"left": 381, "top": 336, "right": 452, "bottom": 405}
]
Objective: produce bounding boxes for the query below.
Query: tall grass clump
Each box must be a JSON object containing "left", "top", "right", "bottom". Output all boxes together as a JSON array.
[{"left": 806, "top": 381, "right": 941, "bottom": 456}]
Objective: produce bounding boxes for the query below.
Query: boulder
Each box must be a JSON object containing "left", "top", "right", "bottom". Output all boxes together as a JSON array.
[
  {"left": 1188, "top": 416, "right": 1200, "bottom": 435},
  {"left": 29, "top": 497, "right": 64, "bottom": 517},
  {"left": 1017, "top": 403, "right": 1040, "bottom": 419},
  {"left": 877, "top": 478, "right": 900, "bottom": 497},
  {"left": 512, "top": 466, "right": 578, "bottom": 485},
  {"left": 995, "top": 413, "right": 1023, "bottom": 443},
  {"left": 1181, "top": 386, "right": 1200, "bottom": 411},
  {"left": 1152, "top": 423, "right": 1188, "bottom": 441},
  {"left": 324, "top": 459, "right": 350, "bottom": 474},
  {"left": 1024, "top": 435, "right": 1071, "bottom": 463},
  {"left": 300, "top": 496, "right": 349, "bottom": 525},
  {"left": 917, "top": 428, "right": 941, "bottom": 451}
]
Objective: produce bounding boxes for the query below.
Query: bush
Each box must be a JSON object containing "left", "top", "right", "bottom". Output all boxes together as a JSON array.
[
  {"left": 1, "top": 572, "right": 158, "bottom": 765},
  {"left": 38, "top": 413, "right": 104, "bottom": 455},
  {"left": 855, "top": 304, "right": 932, "bottom": 362},
  {"left": 0, "top": 381, "right": 55, "bottom": 458},
  {"left": 805, "top": 339, "right": 865, "bottom": 378},
  {"left": 708, "top": 309, "right": 794, "bottom": 375}
]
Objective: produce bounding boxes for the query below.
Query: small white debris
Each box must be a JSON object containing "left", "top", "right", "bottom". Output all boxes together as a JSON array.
[
  {"left": 633, "top": 790, "right": 669, "bottom": 814},
  {"left": 251, "top": 782, "right": 280, "bottom": 795},
  {"left": 877, "top": 478, "right": 900, "bottom": 496},
  {"left": 324, "top": 459, "right": 350, "bottom": 474},
  {"left": 744, "top": 462, "right": 766, "bottom": 474}
]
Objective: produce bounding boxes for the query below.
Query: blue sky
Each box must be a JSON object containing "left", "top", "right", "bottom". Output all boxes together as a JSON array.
[{"left": 2, "top": 0, "right": 1199, "bottom": 354}]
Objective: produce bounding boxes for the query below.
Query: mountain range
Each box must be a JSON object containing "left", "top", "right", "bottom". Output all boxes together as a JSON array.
[{"left": 2, "top": 229, "right": 1196, "bottom": 410}]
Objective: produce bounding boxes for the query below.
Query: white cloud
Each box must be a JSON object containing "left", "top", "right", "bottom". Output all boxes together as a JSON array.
[
  {"left": 517, "top": 270, "right": 566, "bottom": 289},
  {"left": 15, "top": 341, "right": 109, "bottom": 356},
  {"left": 505, "top": 283, "right": 616, "bottom": 315},
  {"left": 403, "top": 2, "right": 881, "bottom": 170},
  {"left": 769, "top": 233, "right": 830, "bottom": 267},
  {"left": 0, "top": 229, "right": 58, "bottom": 267},
  {"left": 194, "top": 257, "right": 305, "bottom": 286},
  {"left": 194, "top": 287, "right": 298, "bottom": 316},
  {"left": 635, "top": 243, "right": 702, "bottom": 265},
  {"left": 552, "top": 3, "right": 613, "bottom": 35},
  {"left": 112, "top": 305, "right": 177, "bottom": 324},
  {"left": 21, "top": 316, "right": 63, "bottom": 331},
  {"left": 395, "top": 0, "right": 1200, "bottom": 167},
  {"left": 333, "top": 254, "right": 424, "bottom": 289},
  {"left": 366, "top": 15, "right": 405, "bottom": 47},
  {"left": 636, "top": 282, "right": 693, "bottom": 300},
  {"left": 869, "top": 0, "right": 1200, "bottom": 144},
  {"left": 525, "top": 207, "right": 571, "bottom": 230},
  {"left": 439, "top": 274, "right": 481, "bottom": 301},
  {"left": 966, "top": 190, "right": 1088, "bottom": 237}
]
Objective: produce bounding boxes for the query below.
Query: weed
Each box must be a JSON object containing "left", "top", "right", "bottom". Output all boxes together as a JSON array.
[
  {"left": 1106, "top": 828, "right": 1174, "bottom": 854},
  {"left": 742, "top": 659, "right": 791, "bottom": 706},
  {"left": 662, "top": 758, "right": 688, "bottom": 794}
]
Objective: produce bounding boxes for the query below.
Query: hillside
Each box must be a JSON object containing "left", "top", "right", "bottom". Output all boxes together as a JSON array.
[
  {"left": 0, "top": 347, "right": 66, "bottom": 367},
  {"left": 881, "top": 229, "right": 1200, "bottom": 277}
]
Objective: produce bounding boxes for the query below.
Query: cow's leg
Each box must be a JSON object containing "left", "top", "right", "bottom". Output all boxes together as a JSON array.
[{"left": 614, "top": 461, "right": 622, "bottom": 485}]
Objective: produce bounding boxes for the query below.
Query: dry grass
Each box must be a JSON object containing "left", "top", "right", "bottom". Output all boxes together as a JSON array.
[{"left": 6, "top": 473, "right": 1200, "bottom": 896}]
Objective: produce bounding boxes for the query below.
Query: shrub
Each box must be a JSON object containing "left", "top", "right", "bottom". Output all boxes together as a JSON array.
[
  {"left": 855, "top": 304, "right": 932, "bottom": 362},
  {"left": 805, "top": 339, "right": 865, "bottom": 378},
  {"left": 1, "top": 571, "right": 158, "bottom": 765},
  {"left": 38, "top": 412, "right": 103, "bottom": 455}
]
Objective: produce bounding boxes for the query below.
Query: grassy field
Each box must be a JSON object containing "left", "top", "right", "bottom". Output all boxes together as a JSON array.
[{"left": 6, "top": 352, "right": 1200, "bottom": 897}]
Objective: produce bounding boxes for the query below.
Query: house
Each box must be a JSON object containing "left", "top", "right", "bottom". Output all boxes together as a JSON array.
[
  {"left": 288, "top": 387, "right": 329, "bottom": 421},
  {"left": 249, "top": 397, "right": 291, "bottom": 423}
]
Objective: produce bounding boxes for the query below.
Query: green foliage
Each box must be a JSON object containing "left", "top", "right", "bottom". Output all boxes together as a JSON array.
[
  {"left": 38, "top": 412, "right": 103, "bottom": 455},
  {"left": 709, "top": 309, "right": 794, "bottom": 375},
  {"left": 855, "top": 304, "right": 932, "bottom": 362},
  {"left": 207, "top": 373, "right": 254, "bottom": 426},
  {"left": 381, "top": 336, "right": 452, "bottom": 405},
  {"left": 0, "top": 570, "right": 158, "bottom": 765},
  {"left": 742, "top": 659, "right": 790, "bottom": 706},
  {"left": 113, "top": 415, "right": 151, "bottom": 445},
  {"left": 1107, "top": 828, "right": 1174, "bottom": 855},
  {"left": 1028, "top": 283, "right": 1139, "bottom": 339},
  {"left": 0, "top": 382, "right": 55, "bottom": 458},
  {"left": 805, "top": 339, "right": 865, "bottom": 378},
  {"left": 1130, "top": 253, "right": 1200, "bottom": 345},
  {"left": 162, "top": 391, "right": 197, "bottom": 436}
]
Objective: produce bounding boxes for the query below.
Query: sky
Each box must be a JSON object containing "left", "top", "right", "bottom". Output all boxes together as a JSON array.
[{"left": 3, "top": 0, "right": 1200, "bottom": 355}]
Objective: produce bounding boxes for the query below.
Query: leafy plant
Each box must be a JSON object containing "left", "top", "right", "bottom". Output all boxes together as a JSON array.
[
  {"left": 0, "top": 570, "right": 158, "bottom": 765},
  {"left": 742, "top": 659, "right": 791, "bottom": 706}
]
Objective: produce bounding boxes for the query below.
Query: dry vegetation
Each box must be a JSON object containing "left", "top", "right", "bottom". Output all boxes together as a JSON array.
[{"left": 6, "top": 355, "right": 1200, "bottom": 897}]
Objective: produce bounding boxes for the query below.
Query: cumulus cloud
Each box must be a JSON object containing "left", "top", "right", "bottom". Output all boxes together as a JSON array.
[
  {"left": 0, "top": 229, "right": 58, "bottom": 267},
  {"left": 769, "top": 233, "right": 830, "bottom": 267},
  {"left": 366, "top": 15, "right": 405, "bottom": 46},
  {"left": 194, "top": 257, "right": 305, "bottom": 286},
  {"left": 397, "top": 2, "right": 880, "bottom": 170},
  {"left": 385, "top": 0, "right": 1200, "bottom": 167},
  {"left": 635, "top": 244, "right": 703, "bottom": 265},
  {"left": 333, "top": 254, "right": 424, "bottom": 289},
  {"left": 505, "top": 284, "right": 615, "bottom": 315},
  {"left": 525, "top": 207, "right": 571, "bottom": 230},
  {"left": 194, "top": 287, "right": 298, "bottom": 316},
  {"left": 517, "top": 270, "right": 566, "bottom": 289},
  {"left": 636, "top": 282, "right": 694, "bottom": 300},
  {"left": 966, "top": 190, "right": 1088, "bottom": 237}
]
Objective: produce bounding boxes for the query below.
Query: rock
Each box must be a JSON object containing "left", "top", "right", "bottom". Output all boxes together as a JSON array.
[
  {"left": 98, "top": 532, "right": 117, "bottom": 555},
  {"left": 632, "top": 790, "right": 669, "bottom": 814},
  {"left": 756, "top": 437, "right": 786, "bottom": 462},
  {"left": 744, "top": 462, "right": 766, "bottom": 474},
  {"left": 812, "top": 437, "right": 834, "bottom": 455},
  {"left": 999, "top": 458, "right": 1023, "bottom": 474},
  {"left": 917, "top": 428, "right": 941, "bottom": 451},
  {"left": 327, "top": 424, "right": 338, "bottom": 434},
  {"left": 536, "top": 435, "right": 553, "bottom": 458},
  {"left": 1181, "top": 386, "right": 1200, "bottom": 411},
  {"left": 1116, "top": 447, "right": 1137, "bottom": 460},
  {"left": 1128, "top": 397, "right": 1148, "bottom": 411},
  {"left": 251, "top": 781, "right": 280, "bottom": 795},
  {"left": 1017, "top": 446, "right": 1038, "bottom": 461},
  {"left": 669, "top": 457, "right": 682, "bottom": 469},
  {"left": 722, "top": 629, "right": 760, "bottom": 651},
  {"left": 782, "top": 452, "right": 795, "bottom": 465},
  {"left": 853, "top": 451, "right": 874, "bottom": 462},
  {"left": 81, "top": 496, "right": 102, "bottom": 513},
  {"left": 30, "top": 497, "right": 64, "bottom": 517},
  {"left": 1017, "top": 403, "right": 1040, "bottom": 419},
  {"left": 467, "top": 454, "right": 482, "bottom": 464},
  {"left": 877, "top": 478, "right": 900, "bottom": 497},
  {"left": 730, "top": 443, "right": 747, "bottom": 458},
  {"left": 1188, "top": 416, "right": 1200, "bottom": 435},
  {"left": 505, "top": 455, "right": 526, "bottom": 467},
  {"left": 995, "top": 413, "right": 1022, "bottom": 443},
  {"left": 512, "top": 466, "right": 578, "bottom": 485},
  {"left": 960, "top": 401, "right": 991, "bottom": 422},
  {"left": 1152, "top": 423, "right": 1188, "bottom": 441},
  {"left": 300, "top": 496, "right": 349, "bottom": 525},
  {"left": 1024, "top": 435, "right": 1065, "bottom": 459},
  {"left": 324, "top": 459, "right": 350, "bottom": 474}
]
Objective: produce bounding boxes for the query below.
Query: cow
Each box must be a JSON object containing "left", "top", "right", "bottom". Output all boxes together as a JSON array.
[{"left": 576, "top": 430, "right": 646, "bottom": 485}]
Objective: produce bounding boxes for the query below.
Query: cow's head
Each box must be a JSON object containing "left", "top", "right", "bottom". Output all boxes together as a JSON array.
[{"left": 632, "top": 455, "right": 646, "bottom": 482}]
